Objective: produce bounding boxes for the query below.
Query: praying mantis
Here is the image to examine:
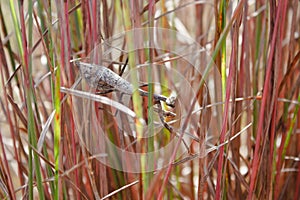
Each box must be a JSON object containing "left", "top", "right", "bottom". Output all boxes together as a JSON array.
[
  {"left": 74, "top": 61, "right": 177, "bottom": 108},
  {"left": 74, "top": 60, "right": 201, "bottom": 147}
]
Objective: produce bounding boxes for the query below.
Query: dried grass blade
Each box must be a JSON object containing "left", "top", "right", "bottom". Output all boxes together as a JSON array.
[
  {"left": 37, "top": 110, "right": 55, "bottom": 152},
  {"left": 60, "top": 87, "right": 136, "bottom": 118}
]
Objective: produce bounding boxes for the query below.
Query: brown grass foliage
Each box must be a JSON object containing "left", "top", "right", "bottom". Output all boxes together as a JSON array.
[{"left": 0, "top": 0, "right": 299, "bottom": 199}]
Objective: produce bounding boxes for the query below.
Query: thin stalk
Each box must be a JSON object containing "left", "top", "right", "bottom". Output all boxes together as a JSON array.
[
  {"left": 122, "top": 0, "right": 144, "bottom": 163},
  {"left": 122, "top": 2, "right": 146, "bottom": 199},
  {"left": 252, "top": 2, "right": 261, "bottom": 136},
  {"left": 220, "top": 0, "right": 226, "bottom": 100},
  {"left": 53, "top": 0, "right": 64, "bottom": 198},
  {"left": 42, "top": 0, "right": 57, "bottom": 196},
  {"left": 27, "top": 0, "right": 45, "bottom": 199},
  {"left": 283, "top": 93, "right": 300, "bottom": 166},
  {"left": 9, "top": 0, "right": 23, "bottom": 55},
  {"left": 53, "top": 46, "right": 61, "bottom": 200},
  {"left": 144, "top": 0, "right": 156, "bottom": 192}
]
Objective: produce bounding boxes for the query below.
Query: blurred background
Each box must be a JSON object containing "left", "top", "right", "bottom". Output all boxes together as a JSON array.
[{"left": 0, "top": 0, "right": 299, "bottom": 199}]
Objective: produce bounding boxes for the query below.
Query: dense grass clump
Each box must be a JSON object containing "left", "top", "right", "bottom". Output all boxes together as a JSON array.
[{"left": 0, "top": 1, "right": 299, "bottom": 199}]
